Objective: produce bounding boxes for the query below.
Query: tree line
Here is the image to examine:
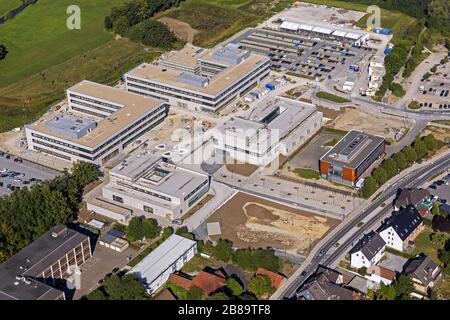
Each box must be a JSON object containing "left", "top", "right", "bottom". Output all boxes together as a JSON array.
[
  {"left": 361, "top": 134, "right": 443, "bottom": 198},
  {"left": 0, "top": 161, "right": 100, "bottom": 262},
  {"left": 104, "top": 0, "right": 184, "bottom": 50}
]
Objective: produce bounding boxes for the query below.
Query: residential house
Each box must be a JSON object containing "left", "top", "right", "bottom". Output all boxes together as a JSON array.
[
  {"left": 350, "top": 232, "right": 386, "bottom": 269},
  {"left": 366, "top": 265, "right": 396, "bottom": 285},
  {"left": 378, "top": 206, "right": 424, "bottom": 252},
  {"left": 167, "top": 268, "right": 227, "bottom": 297},
  {"left": 403, "top": 254, "right": 443, "bottom": 299},
  {"left": 297, "top": 266, "right": 362, "bottom": 300},
  {"left": 394, "top": 188, "right": 432, "bottom": 217},
  {"left": 255, "top": 267, "right": 286, "bottom": 289}
]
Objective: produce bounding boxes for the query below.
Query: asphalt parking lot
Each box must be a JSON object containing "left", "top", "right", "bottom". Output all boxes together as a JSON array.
[
  {"left": 287, "top": 133, "right": 342, "bottom": 170},
  {"left": 230, "top": 28, "right": 373, "bottom": 81},
  {"left": 0, "top": 153, "right": 58, "bottom": 196}
]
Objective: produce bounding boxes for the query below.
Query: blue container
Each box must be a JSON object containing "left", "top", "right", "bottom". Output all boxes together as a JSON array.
[
  {"left": 265, "top": 83, "right": 276, "bottom": 91},
  {"left": 384, "top": 47, "right": 393, "bottom": 55},
  {"left": 381, "top": 28, "right": 392, "bottom": 35}
]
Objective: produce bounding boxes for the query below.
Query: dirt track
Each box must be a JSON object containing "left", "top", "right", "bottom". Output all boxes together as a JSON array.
[
  {"left": 207, "top": 192, "right": 339, "bottom": 255},
  {"left": 158, "top": 17, "right": 198, "bottom": 43}
]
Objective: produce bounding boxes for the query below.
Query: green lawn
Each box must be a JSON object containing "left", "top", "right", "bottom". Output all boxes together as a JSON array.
[
  {"left": 293, "top": 168, "right": 320, "bottom": 180},
  {"left": 181, "top": 255, "right": 211, "bottom": 273},
  {"left": 412, "top": 226, "right": 449, "bottom": 264},
  {"left": 408, "top": 101, "right": 421, "bottom": 110},
  {"left": 0, "top": 0, "right": 130, "bottom": 87},
  {"left": 0, "top": 0, "right": 21, "bottom": 17},
  {"left": 316, "top": 91, "right": 351, "bottom": 104},
  {"left": 323, "top": 138, "right": 338, "bottom": 147},
  {"left": 156, "top": 0, "right": 295, "bottom": 47}
]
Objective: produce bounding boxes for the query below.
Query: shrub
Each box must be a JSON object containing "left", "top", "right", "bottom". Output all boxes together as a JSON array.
[{"left": 248, "top": 275, "right": 275, "bottom": 299}]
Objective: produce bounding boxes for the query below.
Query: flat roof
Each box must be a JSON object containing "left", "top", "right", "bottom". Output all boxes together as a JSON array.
[
  {"left": 162, "top": 45, "right": 207, "bottom": 68},
  {"left": 45, "top": 114, "right": 97, "bottom": 139},
  {"left": 110, "top": 153, "right": 208, "bottom": 199},
  {"left": 216, "top": 116, "right": 264, "bottom": 136},
  {"left": 128, "top": 234, "right": 196, "bottom": 286},
  {"left": 320, "top": 130, "right": 385, "bottom": 169},
  {"left": 245, "top": 96, "right": 318, "bottom": 139},
  {"left": 27, "top": 81, "right": 165, "bottom": 148},
  {"left": 126, "top": 53, "right": 269, "bottom": 97},
  {"left": 0, "top": 225, "right": 88, "bottom": 300}
]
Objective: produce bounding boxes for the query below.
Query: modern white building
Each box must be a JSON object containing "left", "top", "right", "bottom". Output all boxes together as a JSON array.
[
  {"left": 124, "top": 44, "right": 270, "bottom": 114},
  {"left": 97, "top": 153, "right": 210, "bottom": 221},
  {"left": 212, "top": 96, "right": 322, "bottom": 165},
  {"left": 25, "top": 80, "right": 168, "bottom": 165},
  {"left": 378, "top": 206, "right": 424, "bottom": 252},
  {"left": 350, "top": 232, "right": 386, "bottom": 269},
  {"left": 128, "top": 234, "right": 197, "bottom": 294}
]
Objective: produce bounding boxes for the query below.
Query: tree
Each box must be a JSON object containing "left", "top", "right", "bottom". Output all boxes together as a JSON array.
[
  {"left": 232, "top": 248, "right": 282, "bottom": 272},
  {"left": 208, "top": 292, "right": 230, "bottom": 300},
  {"left": 392, "top": 152, "right": 408, "bottom": 171},
  {"left": 71, "top": 161, "right": 100, "bottom": 188},
  {"left": 381, "top": 158, "right": 398, "bottom": 178},
  {"left": 104, "top": 16, "right": 113, "bottom": 30},
  {"left": 376, "top": 282, "right": 396, "bottom": 300},
  {"left": 357, "top": 266, "right": 367, "bottom": 276},
  {"left": 213, "top": 239, "right": 233, "bottom": 262},
  {"left": 402, "top": 146, "right": 417, "bottom": 163},
  {"left": 0, "top": 45, "right": 7, "bottom": 60},
  {"left": 162, "top": 226, "right": 174, "bottom": 240},
  {"left": 361, "top": 176, "right": 377, "bottom": 198},
  {"left": 94, "top": 274, "right": 151, "bottom": 300},
  {"left": 225, "top": 277, "right": 244, "bottom": 297},
  {"left": 248, "top": 275, "right": 275, "bottom": 299},
  {"left": 142, "top": 217, "right": 161, "bottom": 239},
  {"left": 127, "top": 19, "right": 178, "bottom": 49},
  {"left": 423, "top": 134, "right": 438, "bottom": 151},
  {"left": 187, "top": 286, "right": 204, "bottom": 300},
  {"left": 113, "top": 16, "right": 130, "bottom": 35},
  {"left": 392, "top": 275, "right": 414, "bottom": 299},
  {"left": 372, "top": 167, "right": 388, "bottom": 186},
  {"left": 431, "top": 205, "right": 440, "bottom": 216},
  {"left": 126, "top": 216, "right": 160, "bottom": 242},
  {"left": 413, "top": 139, "right": 427, "bottom": 159}
]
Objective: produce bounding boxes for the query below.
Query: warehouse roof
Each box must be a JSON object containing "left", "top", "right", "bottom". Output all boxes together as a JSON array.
[
  {"left": 320, "top": 130, "right": 385, "bottom": 169},
  {"left": 128, "top": 234, "right": 196, "bottom": 288}
]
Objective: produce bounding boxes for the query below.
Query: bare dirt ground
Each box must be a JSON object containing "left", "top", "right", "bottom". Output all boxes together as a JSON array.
[
  {"left": 316, "top": 106, "right": 353, "bottom": 120},
  {"left": 330, "top": 108, "right": 412, "bottom": 141},
  {"left": 225, "top": 160, "right": 259, "bottom": 177},
  {"left": 422, "top": 125, "right": 450, "bottom": 143},
  {"left": 158, "top": 17, "right": 199, "bottom": 44},
  {"left": 207, "top": 192, "right": 339, "bottom": 256}
]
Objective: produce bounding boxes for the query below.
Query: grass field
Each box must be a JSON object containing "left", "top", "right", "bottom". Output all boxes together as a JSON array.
[
  {"left": 0, "top": 39, "right": 161, "bottom": 132},
  {"left": 0, "top": 0, "right": 21, "bottom": 17},
  {"left": 156, "top": 0, "right": 295, "bottom": 47},
  {"left": 412, "top": 226, "right": 449, "bottom": 264},
  {"left": 0, "top": 0, "right": 130, "bottom": 87},
  {"left": 293, "top": 168, "right": 320, "bottom": 180},
  {"left": 316, "top": 91, "right": 351, "bottom": 103}
]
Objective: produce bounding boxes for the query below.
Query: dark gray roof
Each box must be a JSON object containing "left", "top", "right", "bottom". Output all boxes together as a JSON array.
[
  {"left": 320, "top": 130, "right": 385, "bottom": 169},
  {"left": 394, "top": 188, "right": 430, "bottom": 208},
  {"left": 379, "top": 206, "right": 423, "bottom": 241},
  {"left": 440, "top": 203, "right": 450, "bottom": 214},
  {"left": 403, "top": 255, "right": 441, "bottom": 287},
  {"left": 350, "top": 231, "right": 386, "bottom": 260},
  {"left": 298, "top": 273, "right": 356, "bottom": 300},
  {"left": 0, "top": 225, "right": 89, "bottom": 300},
  {"left": 316, "top": 265, "right": 342, "bottom": 284}
]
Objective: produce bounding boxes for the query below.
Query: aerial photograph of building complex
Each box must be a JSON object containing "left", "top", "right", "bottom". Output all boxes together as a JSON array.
[{"left": 0, "top": 0, "right": 449, "bottom": 311}]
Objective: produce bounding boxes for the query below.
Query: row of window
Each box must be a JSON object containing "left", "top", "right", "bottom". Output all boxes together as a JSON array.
[
  {"left": 69, "top": 93, "right": 122, "bottom": 110},
  {"left": 70, "top": 99, "right": 115, "bottom": 116},
  {"left": 183, "top": 179, "right": 209, "bottom": 201},
  {"left": 115, "top": 181, "right": 172, "bottom": 203}
]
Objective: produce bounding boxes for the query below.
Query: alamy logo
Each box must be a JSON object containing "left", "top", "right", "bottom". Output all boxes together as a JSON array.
[
  {"left": 366, "top": 5, "right": 381, "bottom": 29},
  {"left": 66, "top": 5, "right": 81, "bottom": 30}
]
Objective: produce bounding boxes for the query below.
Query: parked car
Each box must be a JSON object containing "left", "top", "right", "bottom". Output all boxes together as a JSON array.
[{"left": 172, "top": 219, "right": 183, "bottom": 225}]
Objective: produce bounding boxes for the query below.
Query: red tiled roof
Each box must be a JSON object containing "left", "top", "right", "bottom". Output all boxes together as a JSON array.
[
  {"left": 168, "top": 273, "right": 193, "bottom": 291},
  {"left": 191, "top": 271, "right": 226, "bottom": 296},
  {"left": 255, "top": 267, "right": 286, "bottom": 289},
  {"left": 378, "top": 266, "right": 396, "bottom": 281}
]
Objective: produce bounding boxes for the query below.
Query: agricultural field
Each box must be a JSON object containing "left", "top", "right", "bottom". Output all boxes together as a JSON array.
[
  {"left": 0, "top": 39, "right": 161, "bottom": 132},
  {"left": 0, "top": 0, "right": 21, "bottom": 17},
  {"left": 156, "top": 0, "right": 296, "bottom": 47},
  {"left": 207, "top": 192, "right": 339, "bottom": 256}
]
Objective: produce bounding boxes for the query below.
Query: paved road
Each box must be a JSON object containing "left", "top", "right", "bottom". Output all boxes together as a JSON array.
[{"left": 273, "top": 151, "right": 450, "bottom": 299}]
